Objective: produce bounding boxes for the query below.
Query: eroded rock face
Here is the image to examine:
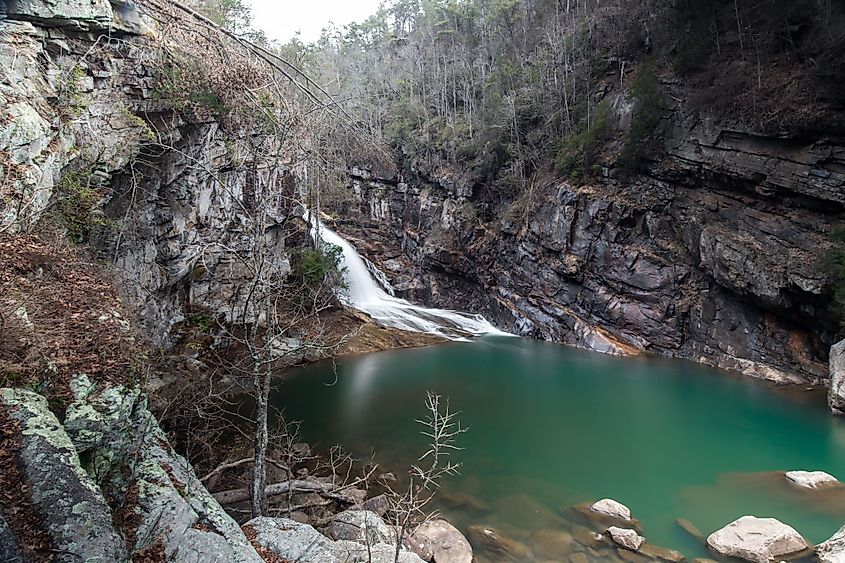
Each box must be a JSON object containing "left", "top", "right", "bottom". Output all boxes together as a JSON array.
[
  {"left": 817, "top": 524, "right": 845, "bottom": 563},
  {"left": 706, "top": 515, "right": 809, "bottom": 563},
  {"left": 409, "top": 519, "right": 473, "bottom": 563},
  {"left": 334, "top": 104, "right": 843, "bottom": 389},
  {"left": 5, "top": 0, "right": 113, "bottom": 31},
  {"left": 0, "top": 388, "right": 128, "bottom": 562},
  {"left": 829, "top": 340, "right": 845, "bottom": 414}
]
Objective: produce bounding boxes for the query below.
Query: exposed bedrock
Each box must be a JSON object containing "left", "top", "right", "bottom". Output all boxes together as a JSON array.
[{"left": 334, "top": 115, "right": 844, "bottom": 388}]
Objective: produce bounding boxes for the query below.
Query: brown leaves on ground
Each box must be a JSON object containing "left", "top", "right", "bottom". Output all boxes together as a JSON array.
[
  {"left": 0, "top": 234, "right": 144, "bottom": 407},
  {"left": 0, "top": 405, "right": 55, "bottom": 562}
]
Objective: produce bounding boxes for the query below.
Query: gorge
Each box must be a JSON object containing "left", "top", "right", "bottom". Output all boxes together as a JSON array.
[{"left": 1, "top": 0, "right": 845, "bottom": 562}]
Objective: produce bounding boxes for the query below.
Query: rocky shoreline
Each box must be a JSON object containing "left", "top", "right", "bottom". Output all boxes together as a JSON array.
[{"left": 4, "top": 376, "right": 841, "bottom": 563}]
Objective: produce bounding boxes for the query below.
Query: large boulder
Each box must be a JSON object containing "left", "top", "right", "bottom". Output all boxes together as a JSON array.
[
  {"left": 829, "top": 339, "right": 845, "bottom": 414},
  {"left": 0, "top": 388, "right": 128, "bottom": 562},
  {"left": 706, "top": 516, "right": 809, "bottom": 563},
  {"left": 409, "top": 519, "right": 473, "bottom": 563},
  {"left": 5, "top": 0, "right": 114, "bottom": 30},
  {"left": 246, "top": 517, "right": 424, "bottom": 563},
  {"left": 817, "top": 524, "right": 845, "bottom": 563},
  {"left": 785, "top": 470, "right": 840, "bottom": 489},
  {"left": 326, "top": 509, "right": 395, "bottom": 545}
]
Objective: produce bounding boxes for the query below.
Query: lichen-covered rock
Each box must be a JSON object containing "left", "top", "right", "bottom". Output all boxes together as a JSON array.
[
  {"left": 5, "top": 0, "right": 114, "bottom": 30},
  {"left": 829, "top": 339, "right": 845, "bottom": 415},
  {"left": 63, "top": 377, "right": 262, "bottom": 563},
  {"left": 409, "top": 519, "right": 473, "bottom": 563},
  {"left": 246, "top": 517, "right": 424, "bottom": 563},
  {"left": 327, "top": 509, "right": 395, "bottom": 545},
  {"left": 0, "top": 512, "right": 22, "bottom": 563},
  {"left": 817, "top": 524, "right": 845, "bottom": 563},
  {"left": 706, "top": 516, "right": 809, "bottom": 563},
  {"left": 0, "top": 388, "right": 127, "bottom": 562}
]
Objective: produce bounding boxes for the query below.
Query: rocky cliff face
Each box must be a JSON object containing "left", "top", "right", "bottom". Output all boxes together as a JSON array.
[
  {"left": 1, "top": 0, "right": 301, "bottom": 348},
  {"left": 332, "top": 103, "right": 844, "bottom": 386}
]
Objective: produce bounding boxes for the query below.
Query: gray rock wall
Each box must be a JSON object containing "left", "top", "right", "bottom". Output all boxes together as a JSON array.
[{"left": 335, "top": 112, "right": 843, "bottom": 386}]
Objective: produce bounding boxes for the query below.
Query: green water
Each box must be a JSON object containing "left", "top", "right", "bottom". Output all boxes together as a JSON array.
[{"left": 270, "top": 336, "right": 845, "bottom": 559}]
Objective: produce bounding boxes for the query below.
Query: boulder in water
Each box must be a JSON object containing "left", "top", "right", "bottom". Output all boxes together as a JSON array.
[
  {"left": 785, "top": 470, "right": 839, "bottom": 489},
  {"left": 608, "top": 527, "right": 645, "bottom": 551},
  {"left": 817, "top": 524, "right": 845, "bottom": 563},
  {"left": 409, "top": 519, "right": 473, "bottom": 563},
  {"left": 590, "top": 498, "right": 633, "bottom": 521},
  {"left": 706, "top": 516, "right": 809, "bottom": 563}
]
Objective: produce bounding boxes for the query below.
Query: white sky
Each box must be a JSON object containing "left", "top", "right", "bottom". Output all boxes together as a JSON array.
[{"left": 247, "top": 0, "right": 384, "bottom": 44}]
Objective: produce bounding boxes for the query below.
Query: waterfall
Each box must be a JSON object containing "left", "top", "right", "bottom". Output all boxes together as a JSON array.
[{"left": 314, "top": 222, "right": 509, "bottom": 340}]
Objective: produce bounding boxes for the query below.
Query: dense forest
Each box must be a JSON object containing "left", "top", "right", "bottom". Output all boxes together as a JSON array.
[{"left": 271, "top": 0, "right": 844, "bottom": 199}]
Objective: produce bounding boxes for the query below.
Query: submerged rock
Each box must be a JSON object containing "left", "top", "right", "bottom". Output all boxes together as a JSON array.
[
  {"left": 466, "top": 525, "right": 533, "bottom": 561},
  {"left": 817, "top": 524, "right": 845, "bottom": 563},
  {"left": 608, "top": 527, "right": 645, "bottom": 551},
  {"left": 531, "top": 528, "right": 575, "bottom": 559},
  {"left": 785, "top": 470, "right": 840, "bottom": 489},
  {"left": 829, "top": 339, "right": 845, "bottom": 415},
  {"left": 706, "top": 515, "right": 809, "bottom": 563},
  {"left": 676, "top": 518, "right": 705, "bottom": 542},
  {"left": 409, "top": 519, "right": 473, "bottom": 563},
  {"left": 639, "top": 542, "right": 686, "bottom": 562}
]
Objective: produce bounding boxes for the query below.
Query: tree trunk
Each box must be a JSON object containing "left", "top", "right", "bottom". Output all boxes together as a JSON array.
[{"left": 251, "top": 361, "right": 270, "bottom": 517}]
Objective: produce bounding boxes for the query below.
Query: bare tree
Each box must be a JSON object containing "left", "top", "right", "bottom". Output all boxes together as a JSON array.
[{"left": 383, "top": 392, "right": 466, "bottom": 563}]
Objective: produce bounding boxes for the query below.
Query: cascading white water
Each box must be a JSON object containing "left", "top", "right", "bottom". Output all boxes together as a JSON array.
[{"left": 314, "top": 221, "right": 510, "bottom": 340}]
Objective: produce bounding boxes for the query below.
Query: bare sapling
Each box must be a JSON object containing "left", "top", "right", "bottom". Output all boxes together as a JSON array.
[{"left": 383, "top": 392, "right": 466, "bottom": 563}]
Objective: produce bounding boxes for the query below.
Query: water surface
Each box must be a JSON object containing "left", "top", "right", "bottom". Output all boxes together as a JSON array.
[{"left": 271, "top": 336, "right": 845, "bottom": 559}]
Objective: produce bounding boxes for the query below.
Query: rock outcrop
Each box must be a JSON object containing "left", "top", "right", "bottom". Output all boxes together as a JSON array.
[
  {"left": 1, "top": 387, "right": 128, "bottom": 562},
  {"left": 333, "top": 88, "right": 844, "bottom": 389},
  {"left": 706, "top": 515, "right": 810, "bottom": 563},
  {"left": 1, "top": 380, "right": 264, "bottom": 562}
]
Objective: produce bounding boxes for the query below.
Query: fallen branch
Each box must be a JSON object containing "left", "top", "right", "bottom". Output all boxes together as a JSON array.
[
  {"left": 213, "top": 479, "right": 335, "bottom": 505},
  {"left": 213, "top": 465, "right": 378, "bottom": 505},
  {"left": 201, "top": 457, "right": 291, "bottom": 483}
]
